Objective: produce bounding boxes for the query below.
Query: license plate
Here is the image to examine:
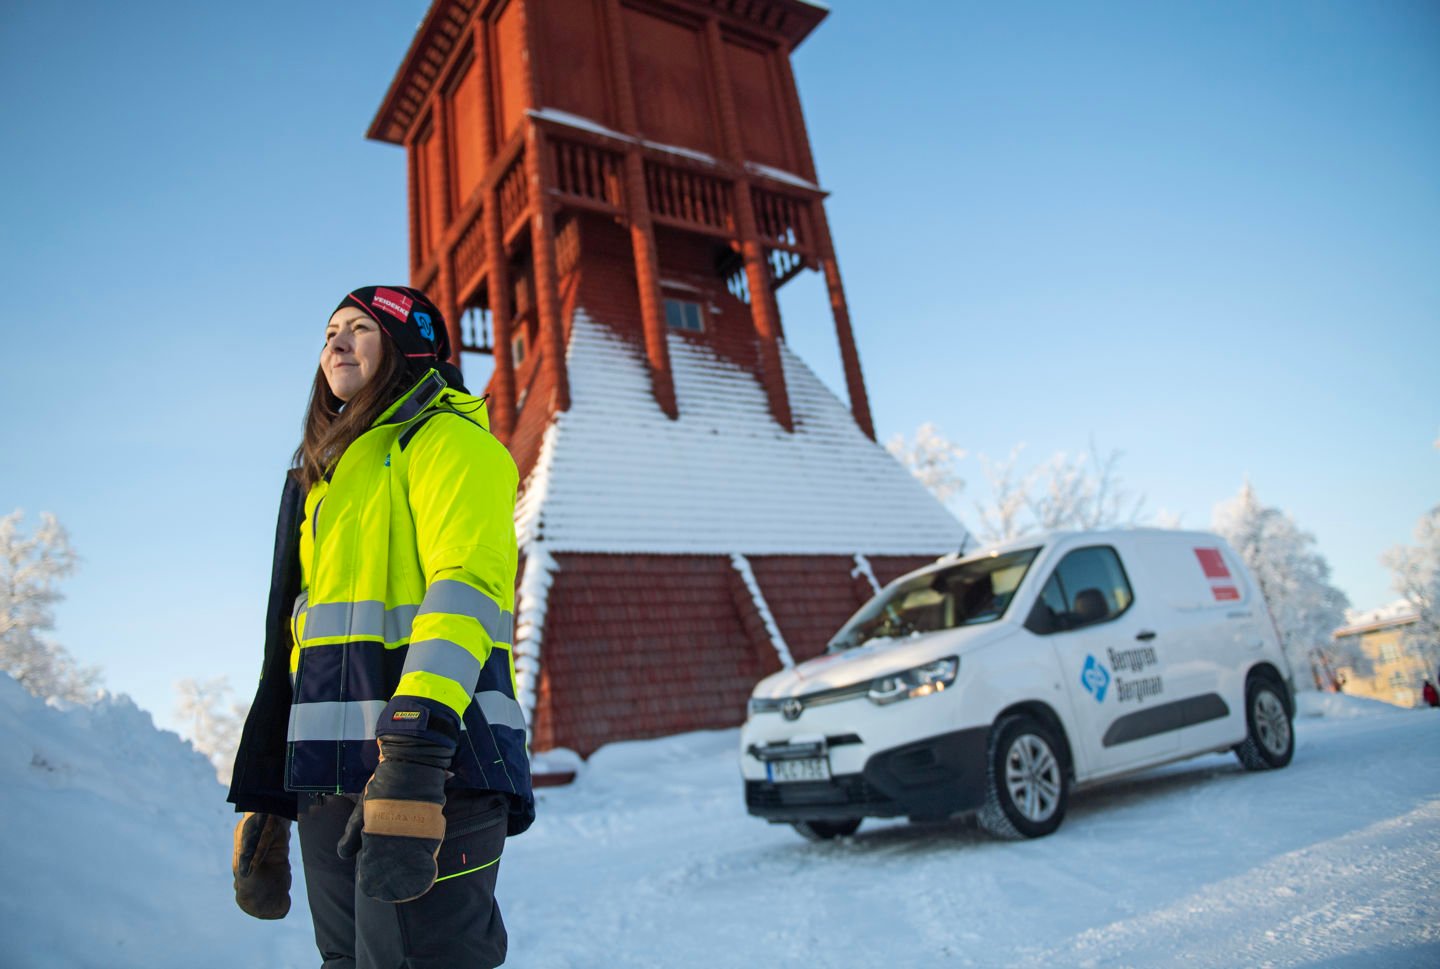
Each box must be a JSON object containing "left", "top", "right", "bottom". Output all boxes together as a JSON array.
[{"left": 767, "top": 757, "right": 831, "bottom": 783}]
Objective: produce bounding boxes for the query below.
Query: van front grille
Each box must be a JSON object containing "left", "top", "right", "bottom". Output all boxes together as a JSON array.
[{"left": 745, "top": 775, "right": 893, "bottom": 811}]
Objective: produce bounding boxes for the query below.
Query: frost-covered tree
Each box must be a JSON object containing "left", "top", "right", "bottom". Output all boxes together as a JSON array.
[
  {"left": 175, "top": 675, "right": 249, "bottom": 783},
  {"left": 1382, "top": 505, "right": 1440, "bottom": 672},
  {"left": 973, "top": 440, "right": 1147, "bottom": 543},
  {"left": 0, "top": 510, "right": 100, "bottom": 703},
  {"left": 974, "top": 446, "right": 1031, "bottom": 543},
  {"left": 886, "top": 423, "right": 965, "bottom": 503},
  {"left": 1212, "top": 482, "right": 1350, "bottom": 688},
  {"left": 888, "top": 424, "right": 1149, "bottom": 544}
]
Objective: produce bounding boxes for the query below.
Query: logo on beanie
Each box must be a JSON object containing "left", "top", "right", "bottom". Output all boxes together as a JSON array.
[
  {"left": 414, "top": 310, "right": 435, "bottom": 342},
  {"left": 371, "top": 287, "right": 414, "bottom": 323}
]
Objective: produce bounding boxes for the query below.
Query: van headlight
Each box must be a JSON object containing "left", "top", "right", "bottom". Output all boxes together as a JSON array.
[{"left": 867, "top": 657, "right": 959, "bottom": 705}]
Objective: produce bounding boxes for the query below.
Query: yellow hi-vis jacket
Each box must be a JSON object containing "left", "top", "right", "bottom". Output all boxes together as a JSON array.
[{"left": 285, "top": 370, "right": 533, "bottom": 829}]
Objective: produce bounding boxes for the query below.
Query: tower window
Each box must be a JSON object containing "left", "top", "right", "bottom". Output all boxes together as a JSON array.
[
  {"left": 664, "top": 298, "right": 704, "bottom": 333},
  {"left": 512, "top": 330, "right": 527, "bottom": 366}
]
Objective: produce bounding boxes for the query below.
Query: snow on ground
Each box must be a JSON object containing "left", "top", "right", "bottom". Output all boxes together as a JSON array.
[
  {"left": 0, "top": 673, "right": 315, "bottom": 968},
  {"left": 2, "top": 673, "right": 1437, "bottom": 968}
]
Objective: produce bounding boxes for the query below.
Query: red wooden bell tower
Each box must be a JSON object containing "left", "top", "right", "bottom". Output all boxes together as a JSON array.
[{"left": 371, "top": 0, "right": 966, "bottom": 757}]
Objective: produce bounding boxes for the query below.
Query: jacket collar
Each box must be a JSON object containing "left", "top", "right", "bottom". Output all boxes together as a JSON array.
[
  {"left": 373, "top": 370, "right": 448, "bottom": 428},
  {"left": 371, "top": 369, "right": 491, "bottom": 432}
]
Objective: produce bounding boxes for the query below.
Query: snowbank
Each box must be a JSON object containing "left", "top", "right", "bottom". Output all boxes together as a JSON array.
[
  {"left": 1297, "top": 689, "right": 1409, "bottom": 719},
  {"left": 0, "top": 673, "right": 313, "bottom": 968}
]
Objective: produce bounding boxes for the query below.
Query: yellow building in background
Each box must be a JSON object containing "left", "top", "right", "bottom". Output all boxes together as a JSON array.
[{"left": 1332, "top": 602, "right": 1434, "bottom": 708}]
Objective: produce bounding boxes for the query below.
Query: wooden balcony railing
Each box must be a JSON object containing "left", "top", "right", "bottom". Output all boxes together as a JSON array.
[
  {"left": 459, "top": 304, "right": 494, "bottom": 355},
  {"left": 552, "top": 139, "right": 623, "bottom": 212},
  {"left": 752, "top": 187, "right": 811, "bottom": 253},
  {"left": 767, "top": 247, "right": 806, "bottom": 288},
  {"left": 453, "top": 206, "right": 487, "bottom": 298},
  {"left": 645, "top": 160, "right": 734, "bottom": 236},
  {"left": 498, "top": 151, "right": 528, "bottom": 240}
]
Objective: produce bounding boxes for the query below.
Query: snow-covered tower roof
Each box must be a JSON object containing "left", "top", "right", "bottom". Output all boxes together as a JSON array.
[
  {"left": 370, "top": 0, "right": 966, "bottom": 754},
  {"left": 516, "top": 311, "right": 965, "bottom": 555}
]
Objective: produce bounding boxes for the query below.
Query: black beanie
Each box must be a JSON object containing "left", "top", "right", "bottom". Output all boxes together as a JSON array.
[{"left": 334, "top": 285, "right": 450, "bottom": 364}]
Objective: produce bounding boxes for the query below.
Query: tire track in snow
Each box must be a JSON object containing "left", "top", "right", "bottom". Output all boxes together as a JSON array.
[{"left": 1013, "top": 800, "right": 1440, "bottom": 969}]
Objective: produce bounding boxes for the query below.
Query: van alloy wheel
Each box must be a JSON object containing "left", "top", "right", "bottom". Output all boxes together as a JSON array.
[
  {"left": 1005, "top": 734, "right": 1062, "bottom": 823},
  {"left": 1234, "top": 677, "right": 1295, "bottom": 771},
  {"left": 1254, "top": 689, "right": 1291, "bottom": 759},
  {"left": 979, "top": 714, "right": 1070, "bottom": 839}
]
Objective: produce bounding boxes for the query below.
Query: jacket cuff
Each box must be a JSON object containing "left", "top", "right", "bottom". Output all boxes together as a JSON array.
[{"left": 376, "top": 695, "right": 461, "bottom": 750}]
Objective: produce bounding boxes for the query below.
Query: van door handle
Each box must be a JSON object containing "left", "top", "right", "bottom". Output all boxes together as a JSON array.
[{"left": 1135, "top": 630, "right": 1157, "bottom": 641}]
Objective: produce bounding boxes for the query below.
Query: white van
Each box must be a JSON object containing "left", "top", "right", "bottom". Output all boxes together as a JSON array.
[{"left": 741, "top": 529, "right": 1295, "bottom": 840}]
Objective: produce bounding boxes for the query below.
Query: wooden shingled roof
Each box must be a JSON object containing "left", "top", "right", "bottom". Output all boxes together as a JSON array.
[{"left": 367, "top": 0, "right": 829, "bottom": 146}]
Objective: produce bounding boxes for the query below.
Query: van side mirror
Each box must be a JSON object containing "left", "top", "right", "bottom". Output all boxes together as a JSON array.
[{"left": 1024, "top": 600, "right": 1059, "bottom": 635}]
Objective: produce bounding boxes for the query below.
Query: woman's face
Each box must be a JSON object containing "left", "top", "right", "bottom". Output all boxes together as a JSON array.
[{"left": 322, "top": 307, "right": 385, "bottom": 401}]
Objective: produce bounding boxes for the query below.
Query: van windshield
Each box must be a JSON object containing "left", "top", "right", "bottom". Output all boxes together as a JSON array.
[{"left": 829, "top": 547, "right": 1041, "bottom": 652}]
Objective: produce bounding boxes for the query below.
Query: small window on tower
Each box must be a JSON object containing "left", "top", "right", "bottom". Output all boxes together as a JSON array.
[
  {"left": 663, "top": 298, "right": 704, "bottom": 333},
  {"left": 511, "top": 330, "right": 527, "bottom": 367}
]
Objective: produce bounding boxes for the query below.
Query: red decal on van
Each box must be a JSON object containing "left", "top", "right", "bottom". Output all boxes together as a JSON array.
[
  {"left": 1211, "top": 585, "right": 1240, "bottom": 601},
  {"left": 1195, "top": 547, "right": 1230, "bottom": 579}
]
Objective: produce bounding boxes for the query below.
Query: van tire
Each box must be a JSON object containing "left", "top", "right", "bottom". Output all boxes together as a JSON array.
[
  {"left": 1234, "top": 675, "right": 1294, "bottom": 771},
  {"left": 978, "top": 714, "right": 1068, "bottom": 839},
  {"left": 791, "top": 819, "right": 861, "bottom": 841}
]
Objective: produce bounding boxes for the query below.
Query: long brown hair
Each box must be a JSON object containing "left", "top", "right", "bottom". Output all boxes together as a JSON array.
[{"left": 292, "top": 332, "right": 410, "bottom": 491}]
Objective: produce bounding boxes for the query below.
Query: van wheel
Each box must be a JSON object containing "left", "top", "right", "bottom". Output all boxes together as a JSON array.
[
  {"left": 792, "top": 819, "right": 861, "bottom": 841},
  {"left": 978, "top": 714, "right": 1068, "bottom": 839},
  {"left": 1234, "top": 676, "right": 1294, "bottom": 770}
]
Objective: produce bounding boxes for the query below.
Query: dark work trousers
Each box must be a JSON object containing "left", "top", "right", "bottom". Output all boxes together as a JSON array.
[{"left": 298, "top": 790, "right": 509, "bottom": 969}]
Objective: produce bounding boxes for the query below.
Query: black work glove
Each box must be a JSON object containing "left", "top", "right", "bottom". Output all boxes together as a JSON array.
[
  {"left": 337, "top": 735, "right": 453, "bottom": 903},
  {"left": 232, "top": 812, "right": 292, "bottom": 919}
]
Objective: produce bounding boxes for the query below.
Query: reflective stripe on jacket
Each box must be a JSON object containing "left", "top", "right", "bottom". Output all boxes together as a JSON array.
[{"left": 285, "top": 370, "right": 533, "bottom": 834}]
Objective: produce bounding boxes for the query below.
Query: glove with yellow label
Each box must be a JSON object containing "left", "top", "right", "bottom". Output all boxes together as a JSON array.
[
  {"left": 336, "top": 734, "right": 452, "bottom": 903},
  {"left": 232, "top": 812, "right": 292, "bottom": 919}
]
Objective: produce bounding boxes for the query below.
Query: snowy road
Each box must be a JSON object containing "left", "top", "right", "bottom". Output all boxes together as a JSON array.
[
  {"left": 502, "top": 697, "right": 1440, "bottom": 968},
  {"left": 4, "top": 680, "right": 1437, "bottom": 968}
]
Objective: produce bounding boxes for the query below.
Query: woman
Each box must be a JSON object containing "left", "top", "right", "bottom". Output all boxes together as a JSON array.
[{"left": 228, "top": 286, "right": 533, "bottom": 969}]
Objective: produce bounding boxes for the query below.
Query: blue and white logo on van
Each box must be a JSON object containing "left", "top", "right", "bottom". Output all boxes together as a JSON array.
[{"left": 1081, "top": 655, "right": 1110, "bottom": 702}]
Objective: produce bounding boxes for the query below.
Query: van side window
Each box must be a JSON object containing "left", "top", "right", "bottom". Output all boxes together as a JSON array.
[{"left": 1027, "top": 546, "right": 1134, "bottom": 634}]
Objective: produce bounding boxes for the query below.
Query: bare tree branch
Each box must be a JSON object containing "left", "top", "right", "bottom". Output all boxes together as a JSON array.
[{"left": 975, "top": 445, "right": 1033, "bottom": 543}]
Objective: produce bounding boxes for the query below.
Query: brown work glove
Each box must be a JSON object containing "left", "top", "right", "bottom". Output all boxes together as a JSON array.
[
  {"left": 336, "top": 735, "right": 451, "bottom": 903},
  {"left": 232, "top": 812, "right": 292, "bottom": 919}
]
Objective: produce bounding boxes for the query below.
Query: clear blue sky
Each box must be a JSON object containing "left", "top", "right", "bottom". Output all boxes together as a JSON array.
[{"left": 1, "top": 1, "right": 1435, "bottom": 731}]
